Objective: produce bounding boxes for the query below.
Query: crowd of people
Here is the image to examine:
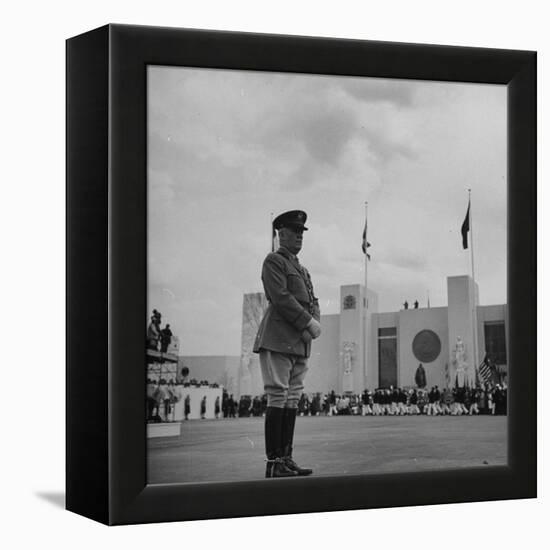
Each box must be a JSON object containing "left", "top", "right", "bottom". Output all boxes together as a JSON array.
[
  {"left": 147, "top": 380, "right": 508, "bottom": 423},
  {"left": 301, "top": 385, "right": 507, "bottom": 416},
  {"left": 221, "top": 384, "right": 507, "bottom": 419},
  {"left": 221, "top": 392, "right": 267, "bottom": 418}
]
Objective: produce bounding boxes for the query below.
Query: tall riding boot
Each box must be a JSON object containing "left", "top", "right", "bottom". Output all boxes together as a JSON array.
[
  {"left": 264, "top": 407, "right": 297, "bottom": 478},
  {"left": 281, "top": 407, "right": 313, "bottom": 476}
]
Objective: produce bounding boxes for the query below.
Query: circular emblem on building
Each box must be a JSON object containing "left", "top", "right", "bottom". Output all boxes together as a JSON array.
[
  {"left": 412, "top": 330, "right": 441, "bottom": 363},
  {"left": 343, "top": 295, "right": 356, "bottom": 310}
]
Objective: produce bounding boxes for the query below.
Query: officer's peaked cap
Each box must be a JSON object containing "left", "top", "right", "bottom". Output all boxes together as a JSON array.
[{"left": 273, "top": 210, "right": 308, "bottom": 231}]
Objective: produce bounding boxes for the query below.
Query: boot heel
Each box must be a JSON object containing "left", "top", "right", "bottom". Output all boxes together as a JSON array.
[{"left": 265, "top": 459, "right": 275, "bottom": 478}]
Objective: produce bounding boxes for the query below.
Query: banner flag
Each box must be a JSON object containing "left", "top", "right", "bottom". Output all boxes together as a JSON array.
[
  {"left": 361, "top": 220, "right": 371, "bottom": 260},
  {"left": 461, "top": 200, "right": 470, "bottom": 249}
]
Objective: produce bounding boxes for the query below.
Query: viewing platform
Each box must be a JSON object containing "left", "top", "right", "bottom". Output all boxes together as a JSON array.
[{"left": 146, "top": 348, "right": 178, "bottom": 364}]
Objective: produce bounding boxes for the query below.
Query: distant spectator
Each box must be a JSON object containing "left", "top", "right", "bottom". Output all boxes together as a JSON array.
[
  {"left": 476, "top": 387, "right": 488, "bottom": 414},
  {"left": 167, "top": 379, "right": 179, "bottom": 421},
  {"left": 298, "top": 393, "right": 310, "bottom": 416},
  {"left": 417, "top": 389, "right": 428, "bottom": 414},
  {"left": 228, "top": 394, "right": 236, "bottom": 418},
  {"left": 361, "top": 390, "right": 373, "bottom": 416},
  {"left": 372, "top": 390, "right": 382, "bottom": 416},
  {"left": 408, "top": 389, "right": 420, "bottom": 415},
  {"left": 491, "top": 386, "right": 498, "bottom": 414},
  {"left": 434, "top": 386, "right": 442, "bottom": 414},
  {"left": 322, "top": 395, "right": 331, "bottom": 416},
  {"left": 328, "top": 390, "right": 337, "bottom": 416},
  {"left": 397, "top": 388, "right": 408, "bottom": 415},
  {"left": 252, "top": 396, "right": 262, "bottom": 417},
  {"left": 349, "top": 394, "right": 360, "bottom": 415},
  {"left": 451, "top": 388, "right": 468, "bottom": 415},
  {"left": 390, "top": 387, "right": 399, "bottom": 415},
  {"left": 200, "top": 396, "right": 207, "bottom": 419},
  {"left": 160, "top": 324, "right": 173, "bottom": 353},
  {"left": 468, "top": 388, "right": 480, "bottom": 415},
  {"left": 310, "top": 393, "right": 322, "bottom": 416},
  {"left": 463, "top": 387, "right": 472, "bottom": 412},
  {"left": 440, "top": 387, "right": 453, "bottom": 415},
  {"left": 427, "top": 387, "right": 438, "bottom": 415},
  {"left": 157, "top": 379, "right": 171, "bottom": 421},
  {"left": 493, "top": 385, "right": 506, "bottom": 415},
  {"left": 184, "top": 394, "right": 191, "bottom": 420},
  {"left": 146, "top": 378, "right": 159, "bottom": 421},
  {"left": 152, "top": 309, "right": 161, "bottom": 323},
  {"left": 222, "top": 390, "right": 229, "bottom": 418},
  {"left": 147, "top": 317, "right": 161, "bottom": 351},
  {"left": 336, "top": 395, "right": 350, "bottom": 415},
  {"left": 238, "top": 395, "right": 252, "bottom": 417}
]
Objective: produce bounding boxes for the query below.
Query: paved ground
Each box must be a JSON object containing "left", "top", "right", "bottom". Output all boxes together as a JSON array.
[{"left": 147, "top": 415, "right": 507, "bottom": 484}]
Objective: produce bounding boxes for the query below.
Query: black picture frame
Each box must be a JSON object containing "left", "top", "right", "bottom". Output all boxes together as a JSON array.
[{"left": 66, "top": 24, "right": 536, "bottom": 526}]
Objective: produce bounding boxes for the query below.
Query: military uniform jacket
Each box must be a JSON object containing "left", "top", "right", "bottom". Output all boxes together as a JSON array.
[{"left": 253, "top": 247, "right": 320, "bottom": 358}]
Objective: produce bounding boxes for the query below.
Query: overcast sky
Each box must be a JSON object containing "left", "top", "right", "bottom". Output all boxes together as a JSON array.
[{"left": 147, "top": 66, "right": 506, "bottom": 356}]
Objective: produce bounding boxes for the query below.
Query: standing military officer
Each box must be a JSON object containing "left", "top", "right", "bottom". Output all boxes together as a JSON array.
[{"left": 253, "top": 210, "right": 321, "bottom": 478}]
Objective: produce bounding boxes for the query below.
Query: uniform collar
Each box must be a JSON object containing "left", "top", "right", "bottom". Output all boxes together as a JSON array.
[{"left": 277, "top": 246, "right": 299, "bottom": 263}]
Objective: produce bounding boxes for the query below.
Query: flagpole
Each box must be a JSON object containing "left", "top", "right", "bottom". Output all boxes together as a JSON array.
[
  {"left": 469, "top": 189, "right": 476, "bottom": 283},
  {"left": 364, "top": 201, "right": 368, "bottom": 306},
  {"left": 364, "top": 201, "right": 368, "bottom": 389},
  {"left": 468, "top": 189, "right": 478, "bottom": 383}
]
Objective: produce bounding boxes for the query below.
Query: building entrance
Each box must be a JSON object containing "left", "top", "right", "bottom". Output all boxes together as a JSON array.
[{"left": 378, "top": 327, "right": 397, "bottom": 388}]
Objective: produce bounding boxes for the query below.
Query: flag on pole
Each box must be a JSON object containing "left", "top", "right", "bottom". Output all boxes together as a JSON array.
[
  {"left": 478, "top": 354, "right": 495, "bottom": 384},
  {"left": 361, "top": 220, "right": 371, "bottom": 260},
  {"left": 461, "top": 200, "right": 470, "bottom": 249}
]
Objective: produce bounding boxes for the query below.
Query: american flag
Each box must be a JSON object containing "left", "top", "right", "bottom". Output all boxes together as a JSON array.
[{"left": 478, "top": 354, "right": 494, "bottom": 384}]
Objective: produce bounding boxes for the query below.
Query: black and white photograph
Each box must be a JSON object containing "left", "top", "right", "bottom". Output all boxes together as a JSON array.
[
  {"left": 6, "top": 0, "right": 544, "bottom": 543},
  {"left": 146, "top": 66, "right": 508, "bottom": 484}
]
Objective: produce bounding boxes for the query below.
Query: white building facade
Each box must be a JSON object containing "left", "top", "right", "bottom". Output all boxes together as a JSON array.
[{"left": 239, "top": 275, "right": 508, "bottom": 396}]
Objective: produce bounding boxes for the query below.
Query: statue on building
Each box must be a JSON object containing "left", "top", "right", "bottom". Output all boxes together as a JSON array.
[
  {"left": 343, "top": 342, "right": 355, "bottom": 375},
  {"left": 452, "top": 336, "right": 468, "bottom": 387},
  {"left": 342, "top": 341, "right": 355, "bottom": 392},
  {"left": 414, "top": 300, "right": 419, "bottom": 309},
  {"left": 403, "top": 301, "right": 409, "bottom": 310},
  {"left": 415, "top": 363, "right": 427, "bottom": 388}
]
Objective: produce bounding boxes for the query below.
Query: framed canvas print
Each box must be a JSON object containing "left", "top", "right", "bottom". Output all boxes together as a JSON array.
[{"left": 66, "top": 24, "right": 536, "bottom": 525}]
